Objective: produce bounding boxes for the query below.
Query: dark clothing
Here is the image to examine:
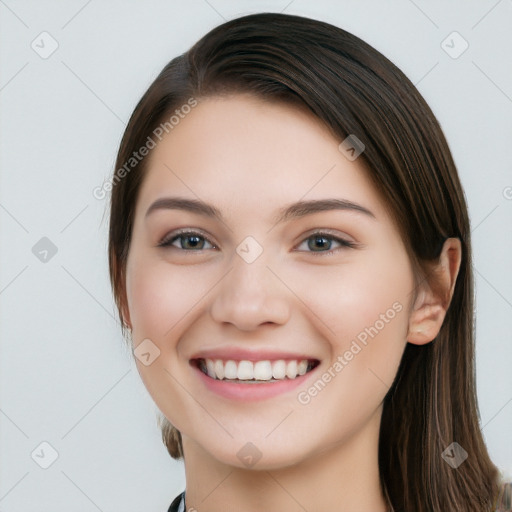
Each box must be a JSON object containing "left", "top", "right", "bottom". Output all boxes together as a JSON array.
[
  {"left": 167, "top": 491, "right": 185, "bottom": 512},
  {"left": 168, "top": 482, "right": 512, "bottom": 511}
]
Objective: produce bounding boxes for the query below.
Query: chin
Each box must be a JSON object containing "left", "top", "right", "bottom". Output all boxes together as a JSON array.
[{"left": 200, "top": 438, "right": 309, "bottom": 472}]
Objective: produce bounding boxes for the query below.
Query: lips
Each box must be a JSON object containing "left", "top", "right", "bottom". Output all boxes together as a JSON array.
[{"left": 190, "top": 350, "right": 321, "bottom": 400}]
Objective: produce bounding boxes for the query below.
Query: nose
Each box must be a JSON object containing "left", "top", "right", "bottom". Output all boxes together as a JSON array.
[{"left": 209, "top": 249, "right": 291, "bottom": 331}]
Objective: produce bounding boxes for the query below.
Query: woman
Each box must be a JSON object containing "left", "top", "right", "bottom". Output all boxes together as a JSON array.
[{"left": 108, "top": 12, "right": 511, "bottom": 512}]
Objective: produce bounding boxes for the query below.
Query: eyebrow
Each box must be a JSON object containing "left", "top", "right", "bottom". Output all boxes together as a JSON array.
[{"left": 144, "top": 196, "right": 376, "bottom": 224}]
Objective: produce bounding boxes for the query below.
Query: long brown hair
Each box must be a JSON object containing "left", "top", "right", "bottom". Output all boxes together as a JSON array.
[{"left": 108, "top": 12, "right": 509, "bottom": 511}]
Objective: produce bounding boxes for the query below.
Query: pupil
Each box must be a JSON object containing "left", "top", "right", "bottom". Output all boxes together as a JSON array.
[
  {"left": 310, "top": 235, "right": 329, "bottom": 251},
  {"left": 185, "top": 235, "right": 202, "bottom": 249}
]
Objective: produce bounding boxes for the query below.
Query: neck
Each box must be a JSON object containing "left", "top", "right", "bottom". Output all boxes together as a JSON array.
[{"left": 180, "top": 406, "right": 389, "bottom": 512}]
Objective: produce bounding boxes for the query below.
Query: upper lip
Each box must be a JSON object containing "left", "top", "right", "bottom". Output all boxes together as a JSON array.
[{"left": 190, "top": 347, "right": 319, "bottom": 362}]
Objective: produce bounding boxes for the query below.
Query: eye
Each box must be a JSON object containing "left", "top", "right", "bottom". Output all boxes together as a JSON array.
[
  {"left": 158, "top": 230, "right": 216, "bottom": 251},
  {"left": 295, "top": 231, "right": 357, "bottom": 256},
  {"left": 157, "top": 229, "right": 357, "bottom": 255}
]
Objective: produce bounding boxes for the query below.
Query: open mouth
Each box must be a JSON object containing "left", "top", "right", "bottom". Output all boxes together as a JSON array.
[{"left": 192, "top": 358, "right": 320, "bottom": 383}]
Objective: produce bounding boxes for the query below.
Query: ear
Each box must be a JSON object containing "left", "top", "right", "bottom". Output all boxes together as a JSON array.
[{"left": 407, "top": 237, "right": 462, "bottom": 345}]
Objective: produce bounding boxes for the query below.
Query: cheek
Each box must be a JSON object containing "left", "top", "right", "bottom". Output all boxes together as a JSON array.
[
  {"left": 126, "top": 257, "right": 203, "bottom": 342},
  {"left": 290, "top": 249, "right": 412, "bottom": 380},
  {"left": 125, "top": 256, "right": 206, "bottom": 430},
  {"left": 291, "top": 262, "right": 410, "bottom": 432},
  {"left": 294, "top": 260, "right": 411, "bottom": 342}
]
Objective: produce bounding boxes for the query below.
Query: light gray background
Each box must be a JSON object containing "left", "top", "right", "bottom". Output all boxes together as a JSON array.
[{"left": 1, "top": 1, "right": 511, "bottom": 510}]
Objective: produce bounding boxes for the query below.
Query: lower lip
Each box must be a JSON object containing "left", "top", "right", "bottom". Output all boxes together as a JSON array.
[{"left": 193, "top": 364, "right": 318, "bottom": 401}]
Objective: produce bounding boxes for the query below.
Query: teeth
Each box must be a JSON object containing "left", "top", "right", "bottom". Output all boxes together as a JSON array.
[
  {"left": 206, "top": 359, "right": 216, "bottom": 379},
  {"left": 237, "top": 360, "right": 253, "bottom": 380},
  {"left": 286, "top": 360, "right": 297, "bottom": 379},
  {"left": 253, "top": 361, "right": 272, "bottom": 380},
  {"left": 272, "top": 360, "right": 286, "bottom": 379},
  {"left": 199, "top": 358, "right": 315, "bottom": 381},
  {"left": 214, "top": 359, "right": 224, "bottom": 379},
  {"left": 224, "top": 360, "right": 237, "bottom": 379}
]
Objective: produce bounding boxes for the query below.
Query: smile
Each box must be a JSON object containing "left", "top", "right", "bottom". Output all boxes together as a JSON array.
[{"left": 195, "top": 358, "right": 320, "bottom": 382}]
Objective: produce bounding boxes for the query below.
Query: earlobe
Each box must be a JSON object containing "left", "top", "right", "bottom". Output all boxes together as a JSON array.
[
  {"left": 407, "top": 237, "right": 462, "bottom": 345},
  {"left": 407, "top": 301, "right": 447, "bottom": 345}
]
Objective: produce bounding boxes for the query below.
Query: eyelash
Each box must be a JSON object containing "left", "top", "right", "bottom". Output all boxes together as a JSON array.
[{"left": 157, "top": 229, "right": 357, "bottom": 256}]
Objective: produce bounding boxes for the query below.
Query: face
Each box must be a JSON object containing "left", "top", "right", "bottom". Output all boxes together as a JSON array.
[{"left": 124, "top": 93, "right": 416, "bottom": 470}]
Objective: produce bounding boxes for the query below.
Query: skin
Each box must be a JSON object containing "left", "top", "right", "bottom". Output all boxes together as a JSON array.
[{"left": 122, "top": 94, "right": 461, "bottom": 512}]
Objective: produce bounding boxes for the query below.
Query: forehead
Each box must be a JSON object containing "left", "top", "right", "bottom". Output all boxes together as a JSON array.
[{"left": 135, "top": 94, "right": 388, "bottom": 224}]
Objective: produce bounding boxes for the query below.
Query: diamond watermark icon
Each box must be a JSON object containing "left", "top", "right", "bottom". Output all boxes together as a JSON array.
[
  {"left": 236, "top": 442, "right": 262, "bottom": 468},
  {"left": 32, "top": 237, "right": 58, "bottom": 263},
  {"left": 441, "top": 31, "right": 469, "bottom": 59},
  {"left": 133, "top": 338, "right": 161, "bottom": 366},
  {"left": 338, "top": 134, "right": 365, "bottom": 161},
  {"left": 236, "top": 236, "right": 263, "bottom": 264},
  {"left": 31, "top": 31, "right": 59, "bottom": 59},
  {"left": 31, "top": 441, "right": 59, "bottom": 469},
  {"left": 442, "top": 442, "right": 468, "bottom": 468}
]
